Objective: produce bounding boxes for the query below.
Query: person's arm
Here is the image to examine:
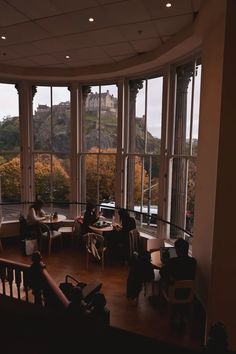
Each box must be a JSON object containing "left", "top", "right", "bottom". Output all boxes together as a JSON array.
[
  {"left": 28, "top": 207, "right": 45, "bottom": 222},
  {"left": 39, "top": 208, "right": 46, "bottom": 217}
]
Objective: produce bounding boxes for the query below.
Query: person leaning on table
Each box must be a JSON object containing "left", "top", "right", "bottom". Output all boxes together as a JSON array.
[
  {"left": 81, "top": 201, "right": 99, "bottom": 235},
  {"left": 27, "top": 199, "right": 46, "bottom": 224},
  {"left": 26, "top": 199, "right": 47, "bottom": 239}
]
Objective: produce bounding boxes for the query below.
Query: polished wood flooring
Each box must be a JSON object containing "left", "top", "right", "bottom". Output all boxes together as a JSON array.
[{"left": 1, "top": 238, "right": 205, "bottom": 352}]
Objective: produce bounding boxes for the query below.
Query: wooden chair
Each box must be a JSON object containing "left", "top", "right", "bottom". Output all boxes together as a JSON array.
[
  {"left": 129, "top": 228, "right": 142, "bottom": 257},
  {"left": 0, "top": 217, "right": 3, "bottom": 252},
  {"left": 161, "top": 279, "right": 195, "bottom": 323},
  {"left": 82, "top": 232, "right": 107, "bottom": 270},
  {"left": 58, "top": 219, "right": 81, "bottom": 246},
  {"left": 39, "top": 223, "right": 62, "bottom": 256},
  {"left": 129, "top": 230, "right": 158, "bottom": 296}
]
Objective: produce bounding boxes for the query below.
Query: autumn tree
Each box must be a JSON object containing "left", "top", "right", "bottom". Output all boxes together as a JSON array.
[
  {"left": 85, "top": 148, "right": 149, "bottom": 203},
  {"left": 0, "top": 154, "right": 69, "bottom": 202},
  {"left": 0, "top": 155, "right": 21, "bottom": 201},
  {"left": 34, "top": 154, "right": 69, "bottom": 202}
]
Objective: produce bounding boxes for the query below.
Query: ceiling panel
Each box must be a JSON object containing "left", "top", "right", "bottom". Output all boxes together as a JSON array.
[
  {"left": 52, "top": 46, "right": 109, "bottom": 61},
  {"left": 1, "top": 57, "right": 37, "bottom": 66},
  {"left": 8, "top": 42, "right": 46, "bottom": 57},
  {"left": 6, "top": 0, "right": 61, "bottom": 19},
  {"left": 50, "top": 0, "right": 99, "bottom": 13},
  {"left": 33, "top": 33, "right": 95, "bottom": 53},
  {"left": 1, "top": 22, "right": 50, "bottom": 45},
  {"left": 103, "top": 42, "right": 135, "bottom": 56},
  {"left": 0, "top": 46, "right": 21, "bottom": 61},
  {"left": 65, "top": 56, "right": 114, "bottom": 67},
  {"left": 154, "top": 14, "right": 193, "bottom": 36},
  {"left": 112, "top": 54, "right": 134, "bottom": 62},
  {"left": 103, "top": 0, "right": 151, "bottom": 26},
  {"left": 86, "top": 28, "right": 125, "bottom": 46},
  {"left": 36, "top": 7, "right": 109, "bottom": 36},
  {"left": 29, "top": 54, "right": 63, "bottom": 66},
  {"left": 118, "top": 21, "right": 158, "bottom": 41},
  {"left": 141, "top": 0, "right": 193, "bottom": 19},
  {"left": 0, "top": 0, "right": 201, "bottom": 69},
  {"left": 131, "top": 37, "right": 161, "bottom": 53},
  {"left": 0, "top": 1, "right": 28, "bottom": 26},
  {"left": 96, "top": 0, "right": 124, "bottom": 4}
]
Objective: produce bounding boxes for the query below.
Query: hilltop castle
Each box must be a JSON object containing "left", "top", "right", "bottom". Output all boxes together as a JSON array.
[{"left": 35, "top": 90, "right": 118, "bottom": 118}]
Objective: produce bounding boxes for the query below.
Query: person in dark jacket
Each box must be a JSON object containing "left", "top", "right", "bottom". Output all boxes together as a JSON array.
[
  {"left": 29, "top": 251, "right": 46, "bottom": 305},
  {"left": 159, "top": 237, "right": 197, "bottom": 312},
  {"left": 105, "top": 208, "right": 136, "bottom": 261},
  {"left": 160, "top": 238, "right": 197, "bottom": 283},
  {"left": 81, "top": 201, "right": 99, "bottom": 235}
]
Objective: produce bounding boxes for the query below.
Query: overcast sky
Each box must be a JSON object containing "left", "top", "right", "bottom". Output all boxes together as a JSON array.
[{"left": 0, "top": 66, "right": 201, "bottom": 140}]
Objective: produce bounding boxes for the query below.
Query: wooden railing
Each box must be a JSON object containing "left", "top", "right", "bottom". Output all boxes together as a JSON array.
[{"left": 0, "top": 257, "right": 69, "bottom": 309}]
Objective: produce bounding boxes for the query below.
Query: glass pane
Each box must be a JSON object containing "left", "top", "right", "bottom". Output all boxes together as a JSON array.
[
  {"left": 0, "top": 83, "right": 19, "bottom": 152},
  {"left": 192, "top": 64, "right": 202, "bottom": 156},
  {"left": 186, "top": 74, "right": 193, "bottom": 154},
  {"left": 100, "top": 85, "right": 118, "bottom": 150},
  {"left": 170, "top": 157, "right": 188, "bottom": 239},
  {"left": 85, "top": 153, "right": 98, "bottom": 202},
  {"left": 33, "top": 153, "right": 51, "bottom": 202},
  {"left": 84, "top": 86, "right": 99, "bottom": 152},
  {"left": 143, "top": 155, "right": 160, "bottom": 217},
  {"left": 146, "top": 77, "right": 163, "bottom": 153},
  {"left": 127, "top": 155, "right": 148, "bottom": 209},
  {"left": 33, "top": 86, "right": 51, "bottom": 151},
  {"left": 52, "top": 154, "right": 70, "bottom": 203},
  {"left": 98, "top": 153, "right": 116, "bottom": 203},
  {"left": 52, "top": 87, "right": 71, "bottom": 153},
  {"left": 0, "top": 153, "right": 21, "bottom": 202},
  {"left": 186, "top": 158, "right": 197, "bottom": 232}
]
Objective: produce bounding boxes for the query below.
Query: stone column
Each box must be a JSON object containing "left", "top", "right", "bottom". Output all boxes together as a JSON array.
[
  {"left": 81, "top": 86, "right": 91, "bottom": 209},
  {"left": 170, "top": 64, "right": 193, "bottom": 238},
  {"left": 128, "top": 80, "right": 143, "bottom": 210},
  {"left": 17, "top": 82, "right": 36, "bottom": 214}
]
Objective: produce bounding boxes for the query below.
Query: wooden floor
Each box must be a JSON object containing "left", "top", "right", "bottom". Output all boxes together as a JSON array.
[{"left": 0, "top": 238, "right": 205, "bottom": 352}]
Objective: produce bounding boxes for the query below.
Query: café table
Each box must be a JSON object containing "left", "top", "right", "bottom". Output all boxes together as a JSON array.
[
  {"left": 89, "top": 220, "right": 114, "bottom": 235},
  {"left": 43, "top": 214, "right": 67, "bottom": 230}
]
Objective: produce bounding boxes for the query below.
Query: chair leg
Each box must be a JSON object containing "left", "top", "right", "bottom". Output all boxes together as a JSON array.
[
  {"left": 0, "top": 239, "right": 3, "bottom": 252},
  {"left": 101, "top": 252, "right": 104, "bottom": 270},
  {"left": 48, "top": 238, "right": 52, "bottom": 257},
  {"left": 86, "top": 252, "right": 89, "bottom": 269}
]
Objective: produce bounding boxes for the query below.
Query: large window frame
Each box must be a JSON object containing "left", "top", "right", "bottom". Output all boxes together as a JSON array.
[{"left": 0, "top": 56, "right": 201, "bottom": 239}]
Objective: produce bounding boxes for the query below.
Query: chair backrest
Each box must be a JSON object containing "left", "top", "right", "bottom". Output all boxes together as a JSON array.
[
  {"left": 39, "top": 223, "right": 51, "bottom": 238},
  {"left": 83, "top": 233, "right": 105, "bottom": 261},
  {"left": 162, "top": 279, "right": 195, "bottom": 305},
  {"left": 73, "top": 219, "right": 82, "bottom": 240},
  {"left": 19, "top": 215, "right": 31, "bottom": 240},
  {"left": 129, "top": 228, "right": 141, "bottom": 257}
]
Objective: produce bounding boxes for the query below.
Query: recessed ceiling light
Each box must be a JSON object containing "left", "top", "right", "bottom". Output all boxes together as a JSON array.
[
  {"left": 1, "top": 35, "right": 6, "bottom": 40},
  {"left": 89, "top": 17, "right": 94, "bottom": 22},
  {"left": 66, "top": 55, "right": 70, "bottom": 59},
  {"left": 166, "top": 2, "right": 172, "bottom": 7}
]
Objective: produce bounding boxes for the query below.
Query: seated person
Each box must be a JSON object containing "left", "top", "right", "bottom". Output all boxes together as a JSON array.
[
  {"left": 81, "top": 201, "right": 99, "bottom": 235},
  {"left": 27, "top": 199, "right": 47, "bottom": 239},
  {"left": 159, "top": 238, "right": 197, "bottom": 300},
  {"left": 104, "top": 208, "right": 136, "bottom": 261},
  {"left": 27, "top": 199, "right": 46, "bottom": 224}
]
